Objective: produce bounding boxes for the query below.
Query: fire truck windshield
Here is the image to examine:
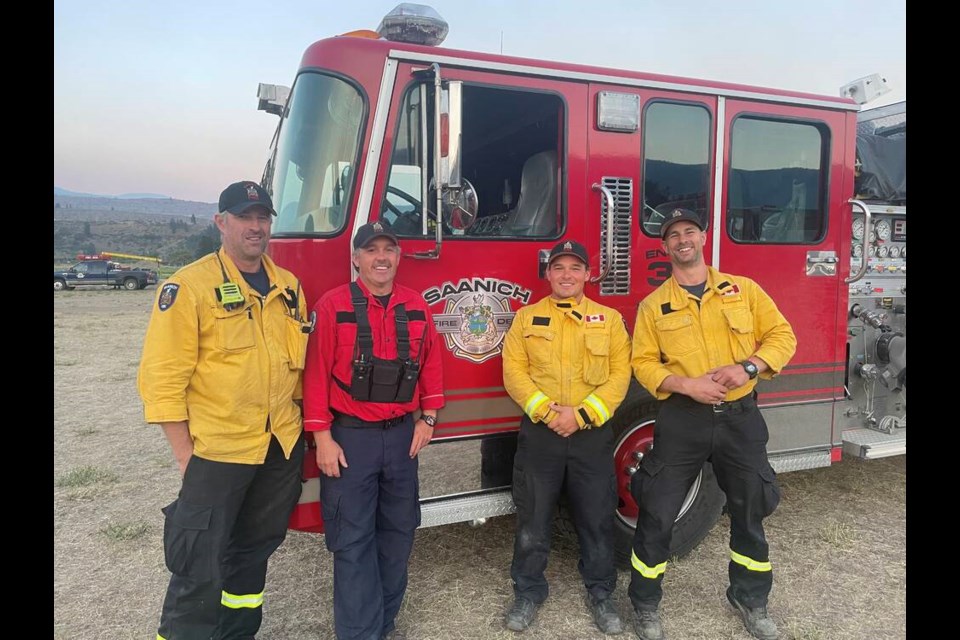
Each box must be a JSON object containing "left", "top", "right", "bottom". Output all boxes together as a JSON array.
[{"left": 268, "top": 72, "right": 364, "bottom": 236}]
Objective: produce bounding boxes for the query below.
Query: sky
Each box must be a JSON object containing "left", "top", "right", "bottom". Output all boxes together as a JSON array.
[{"left": 53, "top": 0, "right": 906, "bottom": 203}]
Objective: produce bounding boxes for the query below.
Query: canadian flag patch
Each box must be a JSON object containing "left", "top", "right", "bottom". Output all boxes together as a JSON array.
[
  {"left": 721, "top": 284, "right": 741, "bottom": 296},
  {"left": 585, "top": 314, "right": 605, "bottom": 323}
]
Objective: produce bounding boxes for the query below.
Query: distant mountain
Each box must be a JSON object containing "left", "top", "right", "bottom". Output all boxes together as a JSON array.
[
  {"left": 54, "top": 186, "right": 170, "bottom": 199},
  {"left": 54, "top": 194, "right": 216, "bottom": 219},
  {"left": 54, "top": 187, "right": 100, "bottom": 197},
  {"left": 117, "top": 192, "right": 170, "bottom": 199}
]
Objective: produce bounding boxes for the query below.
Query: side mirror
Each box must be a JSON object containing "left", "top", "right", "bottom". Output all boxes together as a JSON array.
[{"left": 442, "top": 178, "right": 478, "bottom": 232}]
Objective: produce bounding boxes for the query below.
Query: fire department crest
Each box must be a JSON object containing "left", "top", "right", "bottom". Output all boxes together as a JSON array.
[
  {"left": 424, "top": 278, "right": 531, "bottom": 363},
  {"left": 158, "top": 283, "right": 179, "bottom": 311}
]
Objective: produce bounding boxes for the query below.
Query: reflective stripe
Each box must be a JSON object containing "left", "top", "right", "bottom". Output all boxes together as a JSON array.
[
  {"left": 221, "top": 590, "right": 265, "bottom": 609},
  {"left": 730, "top": 549, "right": 772, "bottom": 572},
  {"left": 631, "top": 551, "right": 667, "bottom": 579},
  {"left": 524, "top": 392, "right": 549, "bottom": 418},
  {"left": 157, "top": 635, "right": 167, "bottom": 640},
  {"left": 583, "top": 393, "right": 611, "bottom": 424}
]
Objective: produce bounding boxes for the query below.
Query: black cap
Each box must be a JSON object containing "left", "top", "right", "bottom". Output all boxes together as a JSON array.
[
  {"left": 353, "top": 221, "right": 400, "bottom": 250},
  {"left": 547, "top": 240, "right": 589, "bottom": 266},
  {"left": 660, "top": 208, "right": 704, "bottom": 239},
  {"left": 218, "top": 181, "right": 276, "bottom": 216}
]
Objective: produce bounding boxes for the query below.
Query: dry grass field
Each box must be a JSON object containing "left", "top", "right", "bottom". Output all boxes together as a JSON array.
[{"left": 54, "top": 288, "right": 906, "bottom": 640}]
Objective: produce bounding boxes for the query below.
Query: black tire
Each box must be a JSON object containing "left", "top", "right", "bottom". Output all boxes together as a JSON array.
[
  {"left": 54, "top": 279, "right": 66, "bottom": 291},
  {"left": 555, "top": 401, "right": 725, "bottom": 568},
  {"left": 123, "top": 278, "right": 139, "bottom": 290}
]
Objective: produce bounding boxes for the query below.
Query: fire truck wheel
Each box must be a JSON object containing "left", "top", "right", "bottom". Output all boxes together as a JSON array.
[{"left": 556, "top": 402, "right": 725, "bottom": 567}]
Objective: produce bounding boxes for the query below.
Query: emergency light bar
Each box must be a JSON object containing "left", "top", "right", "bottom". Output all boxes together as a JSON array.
[{"left": 377, "top": 3, "right": 448, "bottom": 46}]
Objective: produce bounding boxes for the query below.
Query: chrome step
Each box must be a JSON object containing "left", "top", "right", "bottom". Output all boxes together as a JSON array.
[
  {"left": 842, "top": 427, "right": 907, "bottom": 459},
  {"left": 769, "top": 450, "right": 832, "bottom": 473},
  {"left": 420, "top": 490, "right": 516, "bottom": 528}
]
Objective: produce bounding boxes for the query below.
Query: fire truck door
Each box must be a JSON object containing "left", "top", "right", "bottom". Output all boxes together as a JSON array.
[
  {"left": 367, "top": 63, "right": 590, "bottom": 440},
  {"left": 716, "top": 99, "right": 849, "bottom": 410}
]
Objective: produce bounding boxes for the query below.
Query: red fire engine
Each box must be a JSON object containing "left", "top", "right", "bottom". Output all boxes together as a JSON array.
[{"left": 258, "top": 5, "right": 906, "bottom": 561}]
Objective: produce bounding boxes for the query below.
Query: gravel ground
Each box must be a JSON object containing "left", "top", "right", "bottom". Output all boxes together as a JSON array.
[{"left": 54, "top": 288, "right": 906, "bottom": 639}]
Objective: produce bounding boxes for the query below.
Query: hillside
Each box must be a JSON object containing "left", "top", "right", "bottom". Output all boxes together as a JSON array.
[{"left": 53, "top": 195, "right": 221, "bottom": 266}]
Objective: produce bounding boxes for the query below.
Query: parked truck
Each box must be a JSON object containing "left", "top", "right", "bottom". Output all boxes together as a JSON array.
[
  {"left": 53, "top": 259, "right": 159, "bottom": 291},
  {"left": 256, "top": 5, "right": 905, "bottom": 562}
]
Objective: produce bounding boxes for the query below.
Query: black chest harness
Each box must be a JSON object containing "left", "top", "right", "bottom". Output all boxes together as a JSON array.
[{"left": 335, "top": 282, "right": 423, "bottom": 403}]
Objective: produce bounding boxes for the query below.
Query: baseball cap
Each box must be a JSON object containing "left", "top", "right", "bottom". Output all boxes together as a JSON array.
[
  {"left": 218, "top": 181, "right": 277, "bottom": 216},
  {"left": 547, "top": 240, "right": 589, "bottom": 266},
  {"left": 353, "top": 221, "right": 400, "bottom": 250},
  {"left": 659, "top": 208, "right": 704, "bottom": 239}
]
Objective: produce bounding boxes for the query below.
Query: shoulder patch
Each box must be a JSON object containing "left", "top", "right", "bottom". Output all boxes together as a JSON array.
[{"left": 158, "top": 283, "right": 180, "bottom": 311}]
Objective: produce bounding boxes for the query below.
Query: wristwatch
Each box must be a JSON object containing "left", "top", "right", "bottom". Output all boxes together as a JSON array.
[
  {"left": 740, "top": 360, "right": 759, "bottom": 380},
  {"left": 420, "top": 414, "right": 438, "bottom": 428}
]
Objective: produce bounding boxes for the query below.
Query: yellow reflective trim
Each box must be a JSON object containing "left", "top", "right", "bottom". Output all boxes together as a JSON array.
[
  {"left": 631, "top": 551, "right": 667, "bottom": 579},
  {"left": 221, "top": 590, "right": 265, "bottom": 609},
  {"left": 730, "top": 549, "right": 772, "bottom": 572},
  {"left": 524, "top": 392, "right": 549, "bottom": 418},
  {"left": 583, "top": 394, "right": 610, "bottom": 424},
  {"left": 157, "top": 635, "right": 167, "bottom": 640}
]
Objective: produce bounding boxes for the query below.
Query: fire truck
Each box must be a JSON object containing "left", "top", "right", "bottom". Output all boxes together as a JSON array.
[{"left": 258, "top": 5, "right": 906, "bottom": 562}]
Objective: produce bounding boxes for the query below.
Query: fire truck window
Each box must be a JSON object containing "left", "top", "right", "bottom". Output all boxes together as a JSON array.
[
  {"left": 641, "top": 102, "right": 711, "bottom": 237},
  {"left": 382, "top": 84, "right": 563, "bottom": 238},
  {"left": 727, "top": 117, "right": 828, "bottom": 244},
  {"left": 269, "top": 73, "right": 364, "bottom": 237}
]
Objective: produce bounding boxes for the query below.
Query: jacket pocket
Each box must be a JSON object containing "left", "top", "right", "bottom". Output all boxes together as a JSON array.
[
  {"left": 758, "top": 464, "right": 781, "bottom": 517},
  {"left": 285, "top": 315, "right": 309, "bottom": 370},
  {"left": 522, "top": 327, "right": 556, "bottom": 369},
  {"left": 654, "top": 313, "right": 698, "bottom": 357},
  {"left": 722, "top": 307, "right": 757, "bottom": 362},
  {"left": 583, "top": 333, "right": 611, "bottom": 385},
  {"left": 213, "top": 307, "right": 255, "bottom": 352},
  {"left": 162, "top": 499, "right": 214, "bottom": 580}
]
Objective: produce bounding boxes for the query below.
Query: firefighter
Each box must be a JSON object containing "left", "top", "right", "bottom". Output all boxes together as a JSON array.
[
  {"left": 628, "top": 209, "right": 797, "bottom": 640},
  {"left": 137, "top": 181, "right": 312, "bottom": 640},
  {"left": 303, "top": 221, "right": 445, "bottom": 640},
  {"left": 501, "top": 240, "right": 632, "bottom": 635}
]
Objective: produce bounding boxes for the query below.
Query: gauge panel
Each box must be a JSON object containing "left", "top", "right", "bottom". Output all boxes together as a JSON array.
[
  {"left": 852, "top": 217, "right": 864, "bottom": 240},
  {"left": 875, "top": 219, "right": 891, "bottom": 241}
]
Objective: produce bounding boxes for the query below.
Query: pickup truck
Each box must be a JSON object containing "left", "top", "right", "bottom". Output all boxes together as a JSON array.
[{"left": 53, "top": 260, "right": 159, "bottom": 291}]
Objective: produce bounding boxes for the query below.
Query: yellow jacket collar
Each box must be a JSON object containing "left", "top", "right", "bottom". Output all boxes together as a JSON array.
[{"left": 216, "top": 248, "right": 281, "bottom": 302}]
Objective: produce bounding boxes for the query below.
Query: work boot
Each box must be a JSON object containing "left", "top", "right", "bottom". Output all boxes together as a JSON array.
[
  {"left": 381, "top": 631, "right": 406, "bottom": 640},
  {"left": 588, "top": 597, "right": 624, "bottom": 635},
  {"left": 505, "top": 596, "right": 539, "bottom": 631},
  {"left": 633, "top": 608, "right": 664, "bottom": 640},
  {"left": 726, "top": 587, "right": 779, "bottom": 640}
]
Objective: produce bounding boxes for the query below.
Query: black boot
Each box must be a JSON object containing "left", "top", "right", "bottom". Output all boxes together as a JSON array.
[{"left": 726, "top": 587, "right": 779, "bottom": 640}]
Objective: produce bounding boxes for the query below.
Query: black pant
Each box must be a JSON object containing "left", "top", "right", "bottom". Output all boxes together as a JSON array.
[
  {"left": 320, "top": 414, "right": 420, "bottom": 640},
  {"left": 158, "top": 432, "right": 305, "bottom": 640},
  {"left": 511, "top": 416, "right": 618, "bottom": 605},
  {"left": 628, "top": 394, "right": 781, "bottom": 611}
]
